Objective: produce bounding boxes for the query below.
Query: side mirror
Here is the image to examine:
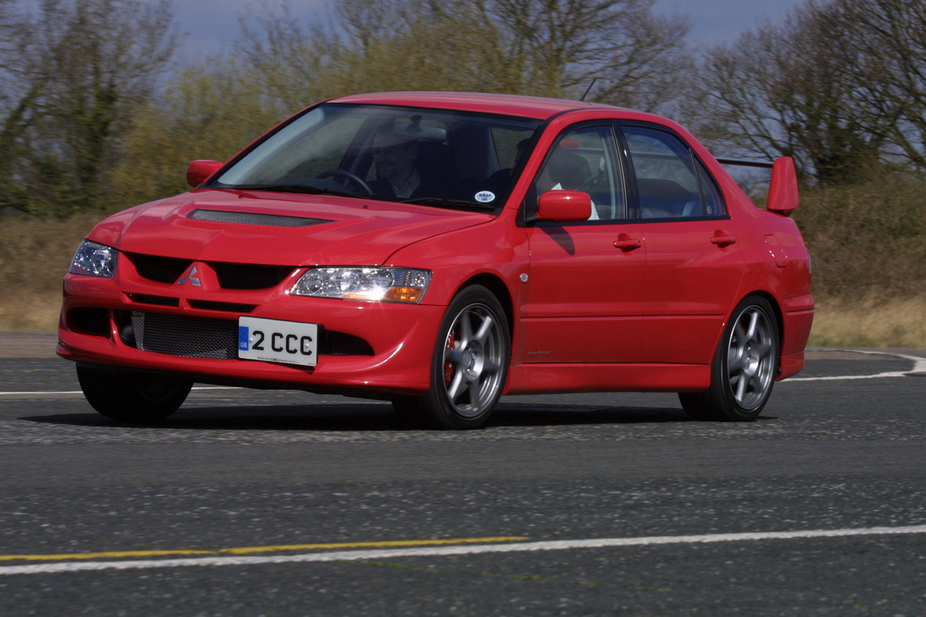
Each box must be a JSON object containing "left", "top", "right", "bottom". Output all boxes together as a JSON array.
[
  {"left": 537, "top": 190, "right": 592, "bottom": 223},
  {"left": 186, "top": 160, "right": 224, "bottom": 188},
  {"left": 767, "top": 157, "right": 799, "bottom": 216}
]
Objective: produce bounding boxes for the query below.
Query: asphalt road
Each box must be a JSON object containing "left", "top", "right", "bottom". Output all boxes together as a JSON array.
[{"left": 1, "top": 338, "right": 925, "bottom": 616}]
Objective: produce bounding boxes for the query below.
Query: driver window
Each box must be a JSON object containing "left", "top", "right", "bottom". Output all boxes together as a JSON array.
[{"left": 534, "top": 126, "right": 625, "bottom": 221}]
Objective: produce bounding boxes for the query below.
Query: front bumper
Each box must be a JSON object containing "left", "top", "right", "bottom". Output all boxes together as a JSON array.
[{"left": 58, "top": 274, "right": 442, "bottom": 396}]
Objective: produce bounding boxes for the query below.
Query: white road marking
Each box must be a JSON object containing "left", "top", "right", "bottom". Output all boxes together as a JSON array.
[
  {"left": 1, "top": 350, "right": 922, "bottom": 396},
  {"left": 785, "top": 350, "right": 926, "bottom": 382},
  {"left": 0, "top": 386, "right": 239, "bottom": 397},
  {"left": 2, "top": 525, "right": 926, "bottom": 576}
]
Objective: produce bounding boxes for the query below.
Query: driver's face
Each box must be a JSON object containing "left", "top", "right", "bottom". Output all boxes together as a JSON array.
[{"left": 374, "top": 132, "right": 416, "bottom": 182}]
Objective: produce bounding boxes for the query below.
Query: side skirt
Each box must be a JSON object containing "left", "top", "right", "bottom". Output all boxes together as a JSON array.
[{"left": 504, "top": 363, "right": 711, "bottom": 395}]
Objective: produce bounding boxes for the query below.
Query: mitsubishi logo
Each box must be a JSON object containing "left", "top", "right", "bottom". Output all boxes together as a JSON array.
[{"left": 177, "top": 265, "right": 201, "bottom": 286}]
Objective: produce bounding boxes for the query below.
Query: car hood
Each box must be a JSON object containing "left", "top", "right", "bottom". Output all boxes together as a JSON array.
[{"left": 87, "top": 190, "right": 494, "bottom": 265}]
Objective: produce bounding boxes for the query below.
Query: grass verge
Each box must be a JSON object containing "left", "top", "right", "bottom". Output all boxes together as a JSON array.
[
  {"left": 807, "top": 296, "right": 926, "bottom": 348},
  {"left": 3, "top": 212, "right": 925, "bottom": 348}
]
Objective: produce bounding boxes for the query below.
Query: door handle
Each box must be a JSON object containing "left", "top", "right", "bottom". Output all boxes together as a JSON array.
[
  {"left": 710, "top": 232, "right": 737, "bottom": 247},
  {"left": 613, "top": 234, "right": 642, "bottom": 251}
]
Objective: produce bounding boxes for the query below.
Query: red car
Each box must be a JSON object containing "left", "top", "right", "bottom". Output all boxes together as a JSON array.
[{"left": 58, "top": 92, "right": 813, "bottom": 429}]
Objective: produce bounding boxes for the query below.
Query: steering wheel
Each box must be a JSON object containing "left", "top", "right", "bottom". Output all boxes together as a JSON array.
[{"left": 316, "top": 170, "right": 374, "bottom": 195}]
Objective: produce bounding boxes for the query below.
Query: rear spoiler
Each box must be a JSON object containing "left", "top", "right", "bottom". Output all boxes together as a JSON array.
[
  {"left": 716, "top": 157, "right": 773, "bottom": 169},
  {"left": 717, "top": 156, "right": 799, "bottom": 216}
]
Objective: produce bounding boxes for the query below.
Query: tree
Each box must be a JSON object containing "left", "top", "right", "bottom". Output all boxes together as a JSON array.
[
  {"left": 0, "top": 0, "right": 177, "bottom": 215},
  {"left": 237, "top": 0, "right": 522, "bottom": 107},
  {"left": 484, "top": 0, "right": 691, "bottom": 110},
  {"left": 110, "top": 60, "right": 281, "bottom": 208},
  {"left": 693, "top": 1, "right": 886, "bottom": 183},
  {"left": 234, "top": 0, "right": 691, "bottom": 114},
  {"left": 837, "top": 0, "right": 926, "bottom": 174}
]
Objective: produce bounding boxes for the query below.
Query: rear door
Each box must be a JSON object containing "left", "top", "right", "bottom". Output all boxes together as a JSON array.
[{"left": 619, "top": 124, "right": 745, "bottom": 365}]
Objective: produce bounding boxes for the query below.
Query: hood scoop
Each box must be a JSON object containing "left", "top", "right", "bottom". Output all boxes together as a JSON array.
[{"left": 189, "top": 209, "right": 331, "bottom": 227}]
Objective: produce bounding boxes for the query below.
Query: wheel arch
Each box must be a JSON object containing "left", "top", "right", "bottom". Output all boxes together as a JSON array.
[
  {"left": 732, "top": 290, "right": 785, "bottom": 373},
  {"left": 455, "top": 273, "right": 515, "bottom": 338}
]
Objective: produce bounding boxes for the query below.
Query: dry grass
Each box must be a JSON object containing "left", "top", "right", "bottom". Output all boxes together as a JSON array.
[
  {"left": 0, "top": 292, "right": 61, "bottom": 331},
  {"left": 0, "top": 212, "right": 100, "bottom": 331},
  {"left": 2, "top": 212, "right": 925, "bottom": 349},
  {"left": 808, "top": 295, "right": 926, "bottom": 348}
]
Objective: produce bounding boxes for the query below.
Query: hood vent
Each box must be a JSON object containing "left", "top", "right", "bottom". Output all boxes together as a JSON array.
[{"left": 189, "top": 209, "right": 331, "bottom": 227}]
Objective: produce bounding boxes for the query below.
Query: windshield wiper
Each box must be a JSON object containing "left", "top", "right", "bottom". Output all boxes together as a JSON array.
[
  {"left": 402, "top": 197, "right": 497, "bottom": 211},
  {"left": 235, "top": 183, "right": 357, "bottom": 198}
]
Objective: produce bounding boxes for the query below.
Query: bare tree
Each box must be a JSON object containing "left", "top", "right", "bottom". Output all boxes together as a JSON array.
[
  {"left": 111, "top": 59, "right": 281, "bottom": 208},
  {"left": 0, "top": 0, "right": 177, "bottom": 214},
  {"left": 483, "top": 0, "right": 690, "bottom": 109},
  {"left": 237, "top": 2, "right": 340, "bottom": 114},
  {"left": 837, "top": 0, "right": 926, "bottom": 173},
  {"left": 694, "top": 1, "right": 888, "bottom": 183},
  {"left": 234, "top": 0, "right": 691, "bottom": 113}
]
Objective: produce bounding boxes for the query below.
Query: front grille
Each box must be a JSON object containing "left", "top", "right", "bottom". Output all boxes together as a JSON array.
[
  {"left": 211, "top": 263, "right": 294, "bottom": 290},
  {"left": 128, "top": 254, "right": 193, "bottom": 284},
  {"left": 117, "top": 311, "right": 374, "bottom": 359},
  {"left": 126, "top": 253, "right": 294, "bottom": 290},
  {"left": 128, "top": 294, "right": 180, "bottom": 307},
  {"left": 118, "top": 311, "right": 237, "bottom": 359},
  {"left": 189, "top": 300, "right": 256, "bottom": 313}
]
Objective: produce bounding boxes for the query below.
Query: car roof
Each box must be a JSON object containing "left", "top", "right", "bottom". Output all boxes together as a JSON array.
[{"left": 327, "top": 91, "right": 628, "bottom": 120}]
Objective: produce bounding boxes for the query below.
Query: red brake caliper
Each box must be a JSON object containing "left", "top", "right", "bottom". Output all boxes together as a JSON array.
[{"left": 444, "top": 332, "right": 456, "bottom": 384}]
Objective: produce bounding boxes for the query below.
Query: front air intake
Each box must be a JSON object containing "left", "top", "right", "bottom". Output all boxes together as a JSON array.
[{"left": 189, "top": 209, "right": 330, "bottom": 227}]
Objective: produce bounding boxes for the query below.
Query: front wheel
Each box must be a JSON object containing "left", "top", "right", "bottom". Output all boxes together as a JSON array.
[
  {"left": 399, "top": 286, "right": 510, "bottom": 430},
  {"left": 679, "top": 296, "right": 779, "bottom": 421},
  {"left": 77, "top": 365, "right": 192, "bottom": 422}
]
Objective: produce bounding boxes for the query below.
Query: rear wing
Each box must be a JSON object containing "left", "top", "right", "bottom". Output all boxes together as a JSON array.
[{"left": 717, "top": 156, "right": 799, "bottom": 216}]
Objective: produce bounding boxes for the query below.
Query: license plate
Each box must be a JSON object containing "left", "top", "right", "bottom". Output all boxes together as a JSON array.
[{"left": 237, "top": 317, "right": 318, "bottom": 367}]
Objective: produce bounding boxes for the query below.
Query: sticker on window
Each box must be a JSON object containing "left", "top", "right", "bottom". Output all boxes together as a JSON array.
[{"left": 475, "top": 191, "right": 496, "bottom": 203}]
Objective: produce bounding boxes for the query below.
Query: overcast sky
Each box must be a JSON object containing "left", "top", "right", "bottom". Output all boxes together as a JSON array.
[
  {"left": 14, "top": 0, "right": 809, "bottom": 57},
  {"left": 653, "top": 0, "right": 805, "bottom": 46},
  {"left": 171, "top": 0, "right": 808, "bottom": 58}
]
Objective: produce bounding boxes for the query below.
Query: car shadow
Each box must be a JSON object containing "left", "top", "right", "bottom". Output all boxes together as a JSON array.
[{"left": 21, "top": 401, "right": 774, "bottom": 431}]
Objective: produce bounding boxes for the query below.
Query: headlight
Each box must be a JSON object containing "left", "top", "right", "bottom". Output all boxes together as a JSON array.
[
  {"left": 69, "top": 240, "right": 118, "bottom": 278},
  {"left": 291, "top": 267, "right": 431, "bottom": 303}
]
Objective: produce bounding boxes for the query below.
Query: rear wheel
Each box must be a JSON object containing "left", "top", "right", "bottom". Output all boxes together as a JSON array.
[
  {"left": 394, "top": 286, "right": 510, "bottom": 430},
  {"left": 77, "top": 365, "right": 192, "bottom": 422},
  {"left": 679, "top": 296, "right": 779, "bottom": 421}
]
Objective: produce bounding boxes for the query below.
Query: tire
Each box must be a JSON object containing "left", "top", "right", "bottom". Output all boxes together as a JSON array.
[
  {"left": 77, "top": 364, "right": 192, "bottom": 422},
  {"left": 679, "top": 296, "right": 779, "bottom": 422},
  {"left": 402, "top": 285, "right": 510, "bottom": 430}
]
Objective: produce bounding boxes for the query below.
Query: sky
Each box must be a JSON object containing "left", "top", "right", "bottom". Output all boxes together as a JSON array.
[
  {"left": 13, "top": 0, "right": 809, "bottom": 58},
  {"left": 652, "top": 0, "right": 806, "bottom": 46},
  {"left": 170, "top": 0, "right": 808, "bottom": 58}
]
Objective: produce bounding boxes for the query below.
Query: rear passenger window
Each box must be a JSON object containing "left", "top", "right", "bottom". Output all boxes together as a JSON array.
[
  {"left": 696, "top": 159, "right": 724, "bottom": 216},
  {"left": 623, "top": 126, "right": 724, "bottom": 219}
]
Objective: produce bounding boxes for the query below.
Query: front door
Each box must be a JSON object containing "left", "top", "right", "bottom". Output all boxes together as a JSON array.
[{"left": 522, "top": 124, "right": 646, "bottom": 364}]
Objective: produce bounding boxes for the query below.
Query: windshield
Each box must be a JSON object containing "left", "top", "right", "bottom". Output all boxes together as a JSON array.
[{"left": 212, "top": 103, "right": 541, "bottom": 211}]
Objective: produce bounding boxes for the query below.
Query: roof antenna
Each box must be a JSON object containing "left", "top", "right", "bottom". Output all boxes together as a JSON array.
[{"left": 580, "top": 78, "right": 598, "bottom": 102}]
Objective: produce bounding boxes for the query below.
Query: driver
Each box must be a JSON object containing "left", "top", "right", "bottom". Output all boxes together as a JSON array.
[{"left": 369, "top": 129, "right": 434, "bottom": 200}]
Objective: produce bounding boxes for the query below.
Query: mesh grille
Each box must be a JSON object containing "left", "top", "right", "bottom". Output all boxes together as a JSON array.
[
  {"left": 211, "top": 263, "right": 295, "bottom": 290},
  {"left": 128, "top": 254, "right": 193, "bottom": 284},
  {"left": 189, "top": 209, "right": 330, "bottom": 227},
  {"left": 118, "top": 311, "right": 374, "bottom": 359},
  {"left": 128, "top": 311, "right": 238, "bottom": 359}
]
